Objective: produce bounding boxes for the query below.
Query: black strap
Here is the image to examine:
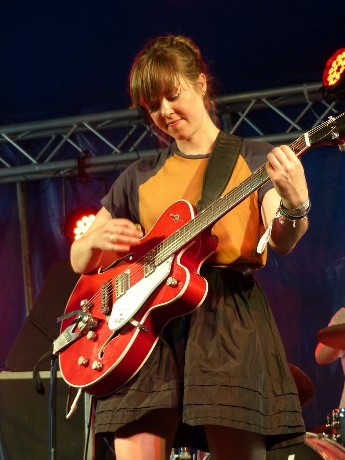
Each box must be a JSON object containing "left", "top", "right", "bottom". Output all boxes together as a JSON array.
[{"left": 197, "top": 131, "right": 243, "bottom": 212}]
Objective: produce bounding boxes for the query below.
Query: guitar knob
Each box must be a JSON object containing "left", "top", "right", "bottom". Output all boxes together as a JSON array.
[
  {"left": 166, "top": 277, "right": 178, "bottom": 287},
  {"left": 78, "top": 356, "right": 89, "bottom": 367},
  {"left": 86, "top": 331, "right": 98, "bottom": 341},
  {"left": 92, "top": 361, "right": 103, "bottom": 371}
]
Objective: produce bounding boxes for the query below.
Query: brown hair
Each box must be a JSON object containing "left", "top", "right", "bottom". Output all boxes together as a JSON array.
[{"left": 128, "top": 34, "right": 216, "bottom": 117}]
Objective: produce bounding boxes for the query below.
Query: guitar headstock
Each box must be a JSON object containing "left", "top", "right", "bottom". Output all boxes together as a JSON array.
[{"left": 309, "top": 112, "right": 345, "bottom": 150}]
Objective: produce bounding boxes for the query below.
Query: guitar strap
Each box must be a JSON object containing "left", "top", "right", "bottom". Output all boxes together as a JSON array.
[{"left": 197, "top": 131, "right": 243, "bottom": 212}]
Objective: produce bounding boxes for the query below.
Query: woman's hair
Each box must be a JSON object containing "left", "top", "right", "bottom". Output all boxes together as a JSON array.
[{"left": 128, "top": 34, "right": 216, "bottom": 117}]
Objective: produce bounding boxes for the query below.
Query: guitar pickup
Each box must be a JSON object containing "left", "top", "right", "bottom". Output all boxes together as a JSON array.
[
  {"left": 101, "top": 279, "right": 113, "bottom": 314},
  {"left": 115, "top": 269, "right": 130, "bottom": 298}
]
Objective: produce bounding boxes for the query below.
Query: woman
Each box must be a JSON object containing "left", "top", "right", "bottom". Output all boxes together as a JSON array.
[{"left": 70, "top": 34, "right": 310, "bottom": 460}]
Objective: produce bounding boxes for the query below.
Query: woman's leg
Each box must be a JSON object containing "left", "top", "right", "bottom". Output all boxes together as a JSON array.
[
  {"left": 205, "top": 425, "right": 266, "bottom": 460},
  {"left": 114, "top": 409, "right": 180, "bottom": 460}
]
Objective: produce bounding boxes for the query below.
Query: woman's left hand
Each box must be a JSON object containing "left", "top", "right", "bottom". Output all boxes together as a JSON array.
[{"left": 266, "top": 145, "right": 309, "bottom": 208}]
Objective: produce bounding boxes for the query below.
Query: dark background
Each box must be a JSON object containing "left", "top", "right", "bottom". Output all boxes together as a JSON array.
[
  {"left": 2, "top": 0, "right": 344, "bottom": 124},
  {"left": 1, "top": 0, "right": 345, "bottom": 446}
]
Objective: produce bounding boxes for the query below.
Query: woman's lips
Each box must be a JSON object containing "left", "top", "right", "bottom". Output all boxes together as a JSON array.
[{"left": 168, "top": 119, "right": 182, "bottom": 128}]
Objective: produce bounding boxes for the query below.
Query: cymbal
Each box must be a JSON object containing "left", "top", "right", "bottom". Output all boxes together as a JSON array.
[
  {"left": 317, "top": 323, "right": 345, "bottom": 350},
  {"left": 288, "top": 362, "right": 314, "bottom": 407}
]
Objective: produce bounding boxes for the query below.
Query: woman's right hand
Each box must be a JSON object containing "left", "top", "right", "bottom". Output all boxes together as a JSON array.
[{"left": 70, "top": 207, "right": 143, "bottom": 274}]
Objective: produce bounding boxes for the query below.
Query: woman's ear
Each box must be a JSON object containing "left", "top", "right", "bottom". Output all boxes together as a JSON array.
[{"left": 197, "top": 73, "right": 207, "bottom": 95}]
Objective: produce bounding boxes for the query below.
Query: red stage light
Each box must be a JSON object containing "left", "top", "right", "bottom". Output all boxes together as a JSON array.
[
  {"left": 64, "top": 207, "right": 98, "bottom": 241},
  {"left": 322, "top": 48, "right": 345, "bottom": 88},
  {"left": 322, "top": 48, "right": 345, "bottom": 102}
]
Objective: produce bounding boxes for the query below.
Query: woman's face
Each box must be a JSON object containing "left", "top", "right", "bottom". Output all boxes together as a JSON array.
[{"left": 146, "top": 74, "right": 207, "bottom": 142}]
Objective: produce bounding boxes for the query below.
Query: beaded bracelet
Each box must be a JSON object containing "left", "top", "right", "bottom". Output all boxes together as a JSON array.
[{"left": 257, "top": 198, "right": 311, "bottom": 253}]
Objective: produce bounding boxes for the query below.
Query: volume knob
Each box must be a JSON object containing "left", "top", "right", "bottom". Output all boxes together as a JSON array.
[
  {"left": 78, "top": 356, "right": 89, "bottom": 367},
  {"left": 86, "top": 331, "right": 98, "bottom": 341},
  {"left": 166, "top": 277, "right": 178, "bottom": 287},
  {"left": 92, "top": 361, "right": 103, "bottom": 371}
]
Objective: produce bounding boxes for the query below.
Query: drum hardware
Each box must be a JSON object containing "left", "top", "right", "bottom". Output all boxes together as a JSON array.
[
  {"left": 170, "top": 448, "right": 210, "bottom": 460},
  {"left": 175, "top": 447, "right": 192, "bottom": 459},
  {"left": 324, "top": 408, "right": 345, "bottom": 446}
]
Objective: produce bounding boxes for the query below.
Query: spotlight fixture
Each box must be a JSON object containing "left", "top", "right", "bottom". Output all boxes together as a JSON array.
[
  {"left": 322, "top": 48, "right": 345, "bottom": 102},
  {"left": 64, "top": 207, "right": 98, "bottom": 241}
]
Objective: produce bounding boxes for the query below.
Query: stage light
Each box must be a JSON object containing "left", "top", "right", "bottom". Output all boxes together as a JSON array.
[
  {"left": 64, "top": 207, "right": 98, "bottom": 241},
  {"left": 322, "top": 48, "right": 345, "bottom": 102}
]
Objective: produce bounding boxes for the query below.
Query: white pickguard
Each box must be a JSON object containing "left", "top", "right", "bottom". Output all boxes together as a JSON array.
[{"left": 108, "top": 256, "right": 174, "bottom": 331}]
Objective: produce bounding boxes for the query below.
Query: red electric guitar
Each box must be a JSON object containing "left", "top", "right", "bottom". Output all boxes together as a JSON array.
[{"left": 56, "top": 112, "right": 345, "bottom": 397}]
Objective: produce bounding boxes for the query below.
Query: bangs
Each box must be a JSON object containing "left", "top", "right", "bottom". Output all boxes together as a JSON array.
[{"left": 130, "top": 54, "right": 180, "bottom": 109}]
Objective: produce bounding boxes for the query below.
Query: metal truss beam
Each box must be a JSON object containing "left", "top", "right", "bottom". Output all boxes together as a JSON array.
[{"left": 0, "top": 82, "right": 344, "bottom": 184}]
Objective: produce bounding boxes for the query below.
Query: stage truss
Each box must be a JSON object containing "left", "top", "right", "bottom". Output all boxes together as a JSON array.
[
  {"left": 0, "top": 82, "right": 344, "bottom": 185},
  {"left": 2, "top": 81, "right": 345, "bottom": 313}
]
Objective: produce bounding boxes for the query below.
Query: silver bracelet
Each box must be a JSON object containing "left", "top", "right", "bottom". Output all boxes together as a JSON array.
[{"left": 279, "top": 199, "right": 311, "bottom": 218}]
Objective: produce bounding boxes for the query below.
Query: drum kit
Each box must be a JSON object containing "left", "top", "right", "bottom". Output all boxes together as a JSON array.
[{"left": 171, "top": 324, "right": 345, "bottom": 459}]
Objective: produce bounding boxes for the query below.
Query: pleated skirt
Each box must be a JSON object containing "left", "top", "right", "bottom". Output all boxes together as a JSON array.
[{"left": 94, "top": 268, "right": 305, "bottom": 451}]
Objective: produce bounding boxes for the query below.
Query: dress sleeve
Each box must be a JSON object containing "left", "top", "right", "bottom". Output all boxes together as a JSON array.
[
  {"left": 242, "top": 139, "right": 275, "bottom": 205},
  {"left": 101, "top": 163, "right": 140, "bottom": 223}
]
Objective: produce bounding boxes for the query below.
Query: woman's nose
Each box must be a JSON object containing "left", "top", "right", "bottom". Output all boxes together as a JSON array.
[{"left": 160, "top": 98, "right": 174, "bottom": 116}]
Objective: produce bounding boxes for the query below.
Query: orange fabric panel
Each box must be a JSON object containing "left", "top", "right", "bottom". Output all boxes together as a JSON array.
[{"left": 138, "top": 151, "right": 267, "bottom": 268}]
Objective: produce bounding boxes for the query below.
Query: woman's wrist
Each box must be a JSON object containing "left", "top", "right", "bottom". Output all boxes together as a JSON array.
[{"left": 278, "top": 198, "right": 311, "bottom": 218}]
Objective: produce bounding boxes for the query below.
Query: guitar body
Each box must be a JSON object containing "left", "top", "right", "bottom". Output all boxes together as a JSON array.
[{"left": 59, "top": 200, "right": 218, "bottom": 396}]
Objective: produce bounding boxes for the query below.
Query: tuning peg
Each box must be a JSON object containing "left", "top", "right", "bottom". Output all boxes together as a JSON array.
[{"left": 338, "top": 142, "right": 345, "bottom": 152}]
